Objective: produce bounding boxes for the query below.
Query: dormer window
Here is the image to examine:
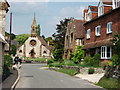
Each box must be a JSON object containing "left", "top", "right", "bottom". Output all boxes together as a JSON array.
[
  {"left": 113, "top": 0, "right": 119, "bottom": 9},
  {"left": 87, "top": 13, "right": 91, "bottom": 21},
  {"left": 98, "top": 0, "right": 104, "bottom": 16},
  {"left": 98, "top": 5, "right": 104, "bottom": 16}
]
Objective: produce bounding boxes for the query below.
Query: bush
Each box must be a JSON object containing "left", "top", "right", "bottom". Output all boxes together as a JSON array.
[
  {"left": 48, "top": 62, "right": 62, "bottom": 67},
  {"left": 71, "top": 46, "right": 84, "bottom": 64},
  {"left": 83, "top": 54, "right": 100, "bottom": 67},
  {"left": 63, "top": 60, "right": 76, "bottom": 66},
  {"left": 88, "top": 68, "right": 95, "bottom": 74},
  {"left": 3, "top": 55, "right": 13, "bottom": 78},
  {"left": 112, "top": 55, "right": 120, "bottom": 66},
  {"left": 47, "top": 59, "right": 55, "bottom": 64}
]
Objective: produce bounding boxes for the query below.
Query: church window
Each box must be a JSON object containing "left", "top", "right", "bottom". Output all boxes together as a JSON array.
[
  {"left": 43, "top": 51, "right": 47, "bottom": 54},
  {"left": 30, "top": 40, "right": 37, "bottom": 46},
  {"left": 19, "top": 50, "right": 22, "bottom": 53}
]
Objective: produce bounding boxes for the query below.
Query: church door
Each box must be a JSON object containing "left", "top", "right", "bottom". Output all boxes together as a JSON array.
[{"left": 30, "top": 49, "right": 35, "bottom": 58}]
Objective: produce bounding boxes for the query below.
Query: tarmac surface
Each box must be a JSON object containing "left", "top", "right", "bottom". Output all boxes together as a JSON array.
[{"left": 15, "top": 64, "right": 104, "bottom": 89}]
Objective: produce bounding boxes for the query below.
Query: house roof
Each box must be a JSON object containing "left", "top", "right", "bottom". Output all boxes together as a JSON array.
[
  {"left": 74, "top": 19, "right": 85, "bottom": 39},
  {"left": 83, "top": 38, "right": 113, "bottom": 49},
  {"left": 102, "top": 0, "right": 112, "bottom": 5},
  {"left": 37, "top": 36, "right": 54, "bottom": 51},
  {"left": 89, "top": 6, "right": 98, "bottom": 12}
]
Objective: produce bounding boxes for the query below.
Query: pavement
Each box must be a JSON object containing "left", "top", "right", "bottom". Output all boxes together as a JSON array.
[
  {"left": 15, "top": 64, "right": 104, "bottom": 89},
  {"left": 75, "top": 73, "right": 105, "bottom": 84},
  {"left": 2, "top": 69, "right": 18, "bottom": 90}
]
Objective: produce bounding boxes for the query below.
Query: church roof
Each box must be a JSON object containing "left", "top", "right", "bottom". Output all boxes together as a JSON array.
[{"left": 37, "top": 36, "right": 54, "bottom": 51}]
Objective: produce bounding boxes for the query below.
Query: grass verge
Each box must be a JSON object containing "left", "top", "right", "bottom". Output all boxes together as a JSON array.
[
  {"left": 96, "top": 77, "right": 120, "bottom": 89},
  {"left": 57, "top": 68, "right": 79, "bottom": 76}
]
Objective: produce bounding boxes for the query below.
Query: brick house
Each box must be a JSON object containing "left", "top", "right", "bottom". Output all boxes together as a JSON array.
[
  {"left": 83, "top": 0, "right": 120, "bottom": 60},
  {"left": 63, "top": 18, "right": 85, "bottom": 59}
]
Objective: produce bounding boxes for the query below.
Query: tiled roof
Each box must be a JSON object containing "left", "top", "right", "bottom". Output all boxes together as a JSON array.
[
  {"left": 83, "top": 39, "right": 113, "bottom": 49},
  {"left": 102, "top": 0, "right": 112, "bottom": 5},
  {"left": 37, "top": 36, "right": 54, "bottom": 51},
  {"left": 74, "top": 19, "right": 85, "bottom": 39},
  {"left": 89, "top": 6, "right": 98, "bottom": 12}
]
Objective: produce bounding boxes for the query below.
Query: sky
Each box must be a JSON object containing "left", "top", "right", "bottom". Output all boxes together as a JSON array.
[{"left": 6, "top": 1, "right": 99, "bottom": 38}]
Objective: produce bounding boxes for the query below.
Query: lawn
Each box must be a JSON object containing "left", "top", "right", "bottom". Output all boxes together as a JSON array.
[
  {"left": 97, "top": 77, "right": 120, "bottom": 89},
  {"left": 57, "top": 68, "right": 79, "bottom": 76}
]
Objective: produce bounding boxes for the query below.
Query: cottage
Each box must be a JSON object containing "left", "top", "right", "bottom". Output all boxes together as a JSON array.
[
  {"left": 83, "top": 0, "right": 120, "bottom": 60},
  {"left": 63, "top": 18, "right": 85, "bottom": 59}
]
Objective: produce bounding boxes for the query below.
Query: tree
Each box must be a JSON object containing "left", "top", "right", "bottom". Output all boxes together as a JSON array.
[
  {"left": 72, "top": 46, "right": 84, "bottom": 64},
  {"left": 14, "top": 34, "right": 30, "bottom": 45},
  {"left": 5, "top": 32, "right": 16, "bottom": 40},
  {"left": 111, "top": 33, "right": 120, "bottom": 66},
  {"left": 52, "top": 18, "right": 70, "bottom": 59},
  {"left": 10, "top": 45, "right": 17, "bottom": 56},
  {"left": 37, "top": 24, "right": 41, "bottom": 36},
  {"left": 45, "top": 37, "right": 54, "bottom": 46}
]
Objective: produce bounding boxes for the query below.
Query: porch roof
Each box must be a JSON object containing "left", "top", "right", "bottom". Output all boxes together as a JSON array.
[{"left": 82, "top": 38, "right": 113, "bottom": 50}]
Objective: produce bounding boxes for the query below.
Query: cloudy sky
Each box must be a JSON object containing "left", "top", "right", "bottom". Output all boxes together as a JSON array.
[{"left": 6, "top": 1, "right": 99, "bottom": 38}]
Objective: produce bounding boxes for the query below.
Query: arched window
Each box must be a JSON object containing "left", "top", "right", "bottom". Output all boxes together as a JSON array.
[
  {"left": 43, "top": 51, "right": 47, "bottom": 54},
  {"left": 19, "top": 50, "right": 22, "bottom": 53}
]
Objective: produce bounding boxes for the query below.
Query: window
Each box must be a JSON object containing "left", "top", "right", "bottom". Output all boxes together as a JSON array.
[
  {"left": 87, "top": 29, "right": 91, "bottom": 39},
  {"left": 98, "top": 6, "right": 104, "bottom": 16},
  {"left": 101, "top": 46, "right": 112, "bottom": 59},
  {"left": 113, "top": 0, "right": 119, "bottom": 9},
  {"left": 95, "top": 26, "right": 101, "bottom": 36},
  {"left": 87, "top": 13, "right": 91, "bottom": 21},
  {"left": 107, "top": 22, "right": 112, "bottom": 34}
]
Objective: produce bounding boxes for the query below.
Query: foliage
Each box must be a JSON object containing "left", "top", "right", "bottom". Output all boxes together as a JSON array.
[
  {"left": 97, "top": 77, "right": 120, "bottom": 89},
  {"left": 10, "top": 45, "right": 17, "bottom": 56},
  {"left": 71, "top": 46, "right": 84, "bottom": 64},
  {"left": 37, "top": 24, "right": 41, "bottom": 36},
  {"left": 47, "top": 59, "right": 55, "bottom": 64},
  {"left": 4, "top": 55, "right": 13, "bottom": 68},
  {"left": 53, "top": 49, "right": 63, "bottom": 60},
  {"left": 63, "top": 60, "right": 76, "bottom": 66},
  {"left": 25, "top": 57, "right": 50, "bottom": 62},
  {"left": 49, "top": 62, "right": 62, "bottom": 67},
  {"left": 5, "top": 32, "right": 16, "bottom": 40},
  {"left": 88, "top": 68, "right": 95, "bottom": 74},
  {"left": 14, "top": 34, "right": 30, "bottom": 45},
  {"left": 112, "top": 55, "right": 120, "bottom": 66},
  {"left": 52, "top": 18, "right": 70, "bottom": 59},
  {"left": 83, "top": 54, "right": 100, "bottom": 67},
  {"left": 45, "top": 37, "right": 55, "bottom": 46},
  {"left": 57, "top": 68, "right": 79, "bottom": 76}
]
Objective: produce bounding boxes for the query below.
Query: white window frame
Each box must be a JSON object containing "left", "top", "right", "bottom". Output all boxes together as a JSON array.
[
  {"left": 95, "top": 26, "right": 101, "bottom": 36},
  {"left": 87, "top": 29, "right": 91, "bottom": 39},
  {"left": 107, "top": 22, "right": 112, "bottom": 34},
  {"left": 101, "top": 46, "right": 112, "bottom": 59},
  {"left": 98, "top": 5, "right": 104, "bottom": 16}
]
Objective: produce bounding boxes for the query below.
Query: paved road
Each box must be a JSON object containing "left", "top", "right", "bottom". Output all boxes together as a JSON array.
[{"left": 15, "top": 64, "right": 103, "bottom": 89}]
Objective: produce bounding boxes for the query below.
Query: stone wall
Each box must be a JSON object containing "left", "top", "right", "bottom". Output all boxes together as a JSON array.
[
  {"left": 62, "top": 65, "right": 105, "bottom": 74},
  {"left": 105, "top": 66, "right": 120, "bottom": 80}
]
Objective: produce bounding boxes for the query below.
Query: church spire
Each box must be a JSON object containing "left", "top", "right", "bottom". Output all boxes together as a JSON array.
[{"left": 31, "top": 13, "right": 37, "bottom": 37}]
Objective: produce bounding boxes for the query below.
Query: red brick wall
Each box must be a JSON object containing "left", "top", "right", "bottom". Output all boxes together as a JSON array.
[{"left": 84, "top": 8, "right": 120, "bottom": 45}]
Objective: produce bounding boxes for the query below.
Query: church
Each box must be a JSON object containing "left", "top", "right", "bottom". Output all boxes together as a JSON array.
[{"left": 17, "top": 15, "right": 53, "bottom": 58}]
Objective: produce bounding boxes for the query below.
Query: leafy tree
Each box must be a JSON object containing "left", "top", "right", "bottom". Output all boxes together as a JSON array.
[
  {"left": 52, "top": 18, "right": 70, "bottom": 59},
  {"left": 5, "top": 32, "right": 16, "bottom": 40},
  {"left": 53, "top": 49, "right": 63, "bottom": 60},
  {"left": 72, "top": 46, "right": 84, "bottom": 64},
  {"left": 14, "top": 34, "right": 30, "bottom": 45},
  {"left": 10, "top": 45, "right": 17, "bottom": 56},
  {"left": 37, "top": 24, "right": 41, "bottom": 36},
  {"left": 111, "top": 33, "right": 120, "bottom": 66},
  {"left": 45, "top": 37, "right": 54, "bottom": 46}
]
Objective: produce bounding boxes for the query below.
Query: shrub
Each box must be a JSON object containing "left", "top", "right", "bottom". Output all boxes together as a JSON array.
[
  {"left": 112, "top": 55, "right": 120, "bottom": 66},
  {"left": 83, "top": 54, "right": 100, "bottom": 67},
  {"left": 88, "top": 68, "right": 95, "bottom": 74},
  {"left": 47, "top": 59, "right": 55, "bottom": 64},
  {"left": 49, "top": 62, "right": 62, "bottom": 67},
  {"left": 4, "top": 55, "right": 13, "bottom": 68},
  {"left": 63, "top": 60, "right": 76, "bottom": 66},
  {"left": 71, "top": 46, "right": 84, "bottom": 64}
]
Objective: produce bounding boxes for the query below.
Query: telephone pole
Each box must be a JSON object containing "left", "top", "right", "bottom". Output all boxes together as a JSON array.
[{"left": 9, "top": 12, "right": 12, "bottom": 55}]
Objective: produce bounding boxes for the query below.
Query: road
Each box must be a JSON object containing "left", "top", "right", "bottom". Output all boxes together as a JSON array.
[{"left": 15, "top": 64, "right": 103, "bottom": 89}]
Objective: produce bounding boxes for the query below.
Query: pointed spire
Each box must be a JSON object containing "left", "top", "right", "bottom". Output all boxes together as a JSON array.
[{"left": 31, "top": 13, "right": 37, "bottom": 28}]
